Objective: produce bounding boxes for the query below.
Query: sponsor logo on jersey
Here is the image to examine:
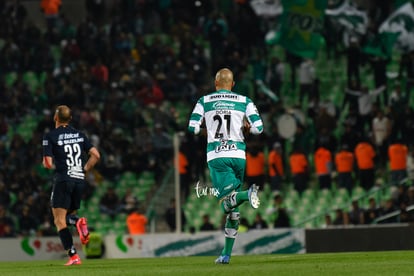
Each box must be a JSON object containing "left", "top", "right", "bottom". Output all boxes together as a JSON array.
[
  {"left": 67, "top": 166, "right": 85, "bottom": 179},
  {"left": 57, "top": 133, "right": 84, "bottom": 145},
  {"left": 215, "top": 140, "right": 238, "bottom": 153},
  {"left": 212, "top": 101, "right": 236, "bottom": 110},
  {"left": 210, "top": 94, "right": 239, "bottom": 100}
]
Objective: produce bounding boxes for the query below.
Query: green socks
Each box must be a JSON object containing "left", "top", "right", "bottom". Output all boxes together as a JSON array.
[
  {"left": 222, "top": 237, "right": 235, "bottom": 256},
  {"left": 236, "top": 191, "right": 248, "bottom": 203}
]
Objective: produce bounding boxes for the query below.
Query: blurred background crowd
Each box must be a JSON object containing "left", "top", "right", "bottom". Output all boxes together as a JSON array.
[{"left": 1, "top": 0, "right": 414, "bottom": 237}]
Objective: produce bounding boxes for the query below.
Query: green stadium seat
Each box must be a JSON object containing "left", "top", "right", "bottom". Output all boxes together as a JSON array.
[
  {"left": 302, "top": 188, "right": 316, "bottom": 201},
  {"left": 292, "top": 212, "right": 306, "bottom": 226},
  {"left": 300, "top": 195, "right": 313, "bottom": 207},
  {"left": 316, "top": 196, "right": 330, "bottom": 209},
  {"left": 51, "top": 45, "right": 61, "bottom": 61},
  {"left": 333, "top": 196, "right": 347, "bottom": 209},
  {"left": 200, "top": 199, "right": 212, "bottom": 210},
  {"left": 262, "top": 183, "right": 272, "bottom": 197},
  {"left": 9, "top": 192, "right": 17, "bottom": 206},
  {"left": 383, "top": 185, "right": 397, "bottom": 199},
  {"left": 318, "top": 188, "right": 332, "bottom": 201},
  {"left": 5, "top": 72, "right": 17, "bottom": 88},
  {"left": 285, "top": 188, "right": 299, "bottom": 204},
  {"left": 38, "top": 71, "right": 47, "bottom": 85},
  {"left": 244, "top": 208, "right": 257, "bottom": 225},
  {"left": 88, "top": 211, "right": 100, "bottom": 223},
  {"left": 183, "top": 209, "right": 193, "bottom": 223},
  {"left": 304, "top": 221, "right": 315, "bottom": 228},
  {"left": 284, "top": 197, "right": 297, "bottom": 210},
  {"left": 89, "top": 195, "right": 100, "bottom": 206},
  {"left": 101, "top": 221, "right": 114, "bottom": 234},
  {"left": 184, "top": 197, "right": 199, "bottom": 211},
  {"left": 140, "top": 171, "right": 154, "bottom": 180},
  {"left": 118, "top": 179, "right": 129, "bottom": 189},
  {"left": 296, "top": 204, "right": 310, "bottom": 217},
  {"left": 335, "top": 188, "right": 350, "bottom": 200},
  {"left": 352, "top": 186, "right": 366, "bottom": 199},
  {"left": 99, "top": 180, "right": 113, "bottom": 190},
  {"left": 192, "top": 216, "right": 202, "bottom": 231},
  {"left": 210, "top": 209, "right": 223, "bottom": 227},
  {"left": 112, "top": 219, "right": 126, "bottom": 234},
  {"left": 23, "top": 71, "right": 39, "bottom": 92},
  {"left": 98, "top": 213, "right": 112, "bottom": 223},
  {"left": 136, "top": 192, "right": 147, "bottom": 202}
]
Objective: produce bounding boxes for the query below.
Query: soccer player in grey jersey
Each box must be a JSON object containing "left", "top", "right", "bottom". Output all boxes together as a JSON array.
[{"left": 188, "top": 68, "right": 263, "bottom": 264}]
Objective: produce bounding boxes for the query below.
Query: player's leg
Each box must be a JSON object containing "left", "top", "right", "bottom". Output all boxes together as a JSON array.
[
  {"left": 212, "top": 159, "right": 259, "bottom": 213},
  {"left": 66, "top": 210, "right": 79, "bottom": 226},
  {"left": 221, "top": 189, "right": 260, "bottom": 213},
  {"left": 65, "top": 209, "right": 89, "bottom": 245},
  {"left": 72, "top": 181, "right": 90, "bottom": 245},
  {"left": 51, "top": 181, "right": 81, "bottom": 265},
  {"left": 215, "top": 208, "right": 240, "bottom": 264},
  {"left": 52, "top": 207, "right": 81, "bottom": 265},
  {"left": 234, "top": 159, "right": 260, "bottom": 209}
]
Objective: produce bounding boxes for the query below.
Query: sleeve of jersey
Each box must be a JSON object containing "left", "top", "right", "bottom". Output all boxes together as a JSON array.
[
  {"left": 188, "top": 100, "right": 204, "bottom": 135},
  {"left": 246, "top": 100, "right": 263, "bottom": 135},
  {"left": 42, "top": 133, "right": 52, "bottom": 157}
]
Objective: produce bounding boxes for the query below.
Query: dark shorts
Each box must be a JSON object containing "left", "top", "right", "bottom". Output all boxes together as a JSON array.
[{"left": 51, "top": 180, "right": 85, "bottom": 210}]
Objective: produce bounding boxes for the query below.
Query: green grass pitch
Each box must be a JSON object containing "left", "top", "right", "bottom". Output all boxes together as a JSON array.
[{"left": 1, "top": 251, "right": 414, "bottom": 276}]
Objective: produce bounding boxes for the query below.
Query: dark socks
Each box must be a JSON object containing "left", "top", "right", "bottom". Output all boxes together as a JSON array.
[
  {"left": 58, "top": 227, "right": 76, "bottom": 256},
  {"left": 66, "top": 214, "right": 79, "bottom": 226}
]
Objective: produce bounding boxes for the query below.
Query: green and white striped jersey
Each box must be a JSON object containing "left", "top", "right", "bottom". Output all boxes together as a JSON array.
[{"left": 188, "top": 89, "right": 263, "bottom": 162}]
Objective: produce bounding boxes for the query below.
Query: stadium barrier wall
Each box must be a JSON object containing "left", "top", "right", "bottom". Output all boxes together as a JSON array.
[
  {"left": 0, "top": 229, "right": 304, "bottom": 261},
  {"left": 306, "top": 223, "right": 414, "bottom": 253}
]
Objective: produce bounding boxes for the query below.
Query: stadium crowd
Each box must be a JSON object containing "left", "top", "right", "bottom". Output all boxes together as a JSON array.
[{"left": 1, "top": 0, "right": 414, "bottom": 237}]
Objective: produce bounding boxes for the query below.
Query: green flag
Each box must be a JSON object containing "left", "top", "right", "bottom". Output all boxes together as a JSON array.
[
  {"left": 362, "top": 32, "right": 399, "bottom": 58},
  {"left": 326, "top": 0, "right": 368, "bottom": 36},
  {"left": 278, "top": 0, "right": 327, "bottom": 59},
  {"left": 363, "top": 2, "right": 414, "bottom": 58},
  {"left": 378, "top": 2, "right": 414, "bottom": 53},
  {"left": 395, "top": 0, "right": 412, "bottom": 9}
]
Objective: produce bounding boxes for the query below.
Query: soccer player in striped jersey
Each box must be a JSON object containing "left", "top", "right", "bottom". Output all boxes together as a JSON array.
[{"left": 188, "top": 68, "right": 263, "bottom": 264}]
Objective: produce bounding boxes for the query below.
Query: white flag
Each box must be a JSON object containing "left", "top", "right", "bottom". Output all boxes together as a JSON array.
[
  {"left": 379, "top": 2, "right": 414, "bottom": 52},
  {"left": 250, "top": 0, "right": 283, "bottom": 18}
]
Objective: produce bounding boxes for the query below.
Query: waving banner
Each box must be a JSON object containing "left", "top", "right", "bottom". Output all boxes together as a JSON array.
[
  {"left": 379, "top": 2, "right": 414, "bottom": 53},
  {"left": 250, "top": 0, "right": 283, "bottom": 17},
  {"left": 325, "top": 0, "right": 368, "bottom": 36},
  {"left": 278, "top": 0, "right": 327, "bottom": 59}
]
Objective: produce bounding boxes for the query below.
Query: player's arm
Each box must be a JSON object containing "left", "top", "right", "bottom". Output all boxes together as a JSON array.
[
  {"left": 42, "top": 156, "right": 54, "bottom": 169},
  {"left": 42, "top": 134, "right": 54, "bottom": 169},
  {"left": 245, "top": 100, "right": 263, "bottom": 135},
  {"left": 188, "top": 100, "right": 205, "bottom": 135},
  {"left": 84, "top": 147, "right": 100, "bottom": 172},
  {"left": 241, "top": 117, "right": 251, "bottom": 136}
]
